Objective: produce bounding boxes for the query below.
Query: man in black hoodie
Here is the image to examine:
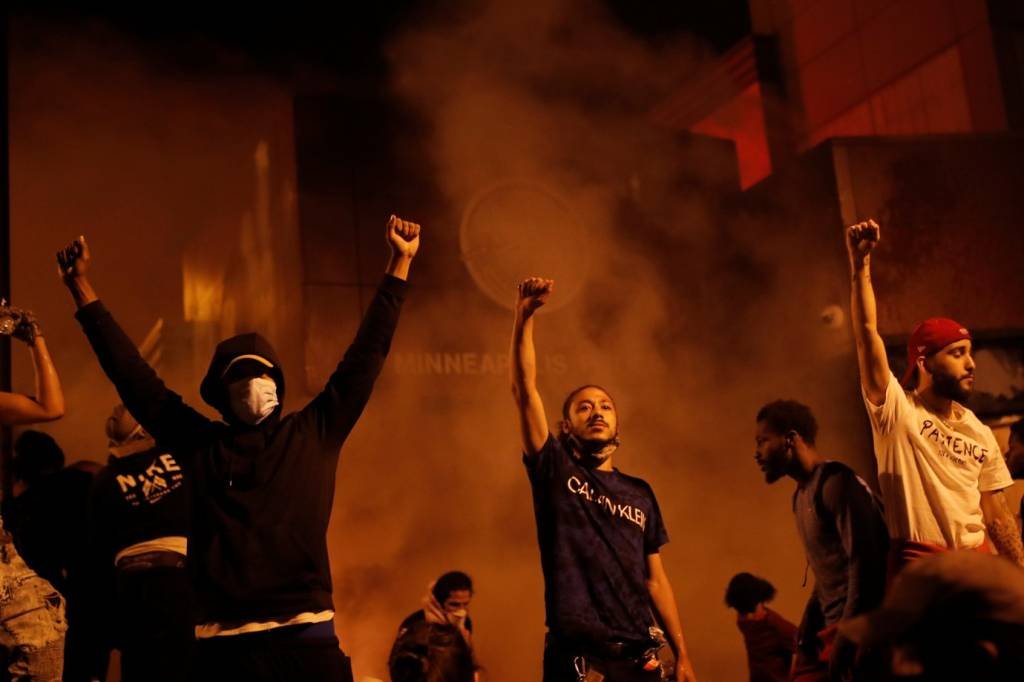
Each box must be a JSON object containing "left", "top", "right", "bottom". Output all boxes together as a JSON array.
[{"left": 58, "top": 214, "right": 421, "bottom": 682}]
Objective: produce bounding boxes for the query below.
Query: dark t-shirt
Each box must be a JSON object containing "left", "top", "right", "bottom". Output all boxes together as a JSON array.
[
  {"left": 736, "top": 607, "right": 797, "bottom": 682},
  {"left": 792, "top": 461, "right": 888, "bottom": 627},
  {"left": 525, "top": 435, "right": 668, "bottom": 643}
]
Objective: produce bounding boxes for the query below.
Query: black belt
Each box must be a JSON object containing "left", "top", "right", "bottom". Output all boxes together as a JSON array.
[
  {"left": 116, "top": 550, "right": 186, "bottom": 572},
  {"left": 546, "top": 632, "right": 658, "bottom": 661}
]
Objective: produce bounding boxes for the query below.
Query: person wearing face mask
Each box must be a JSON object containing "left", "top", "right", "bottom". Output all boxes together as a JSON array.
[
  {"left": 510, "top": 277, "right": 697, "bottom": 682},
  {"left": 846, "top": 219, "right": 1024, "bottom": 576},
  {"left": 87, "top": 403, "right": 191, "bottom": 682},
  {"left": 398, "top": 571, "right": 475, "bottom": 641},
  {"left": 394, "top": 572, "right": 480, "bottom": 679},
  {"left": 58, "top": 214, "right": 420, "bottom": 682}
]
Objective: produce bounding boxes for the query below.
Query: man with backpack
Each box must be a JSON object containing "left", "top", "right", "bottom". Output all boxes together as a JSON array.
[{"left": 754, "top": 400, "right": 888, "bottom": 681}]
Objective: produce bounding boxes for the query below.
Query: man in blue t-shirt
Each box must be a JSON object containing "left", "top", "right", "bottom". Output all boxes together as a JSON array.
[{"left": 509, "top": 277, "right": 697, "bottom": 682}]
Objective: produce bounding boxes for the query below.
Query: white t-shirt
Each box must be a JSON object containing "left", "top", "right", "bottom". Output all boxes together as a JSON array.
[{"left": 863, "top": 372, "right": 1013, "bottom": 549}]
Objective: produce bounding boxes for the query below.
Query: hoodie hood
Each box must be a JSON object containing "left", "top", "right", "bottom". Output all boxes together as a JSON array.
[{"left": 200, "top": 332, "right": 286, "bottom": 421}]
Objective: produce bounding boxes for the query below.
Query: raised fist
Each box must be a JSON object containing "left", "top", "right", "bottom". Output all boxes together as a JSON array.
[
  {"left": 386, "top": 215, "right": 421, "bottom": 259},
  {"left": 13, "top": 308, "right": 43, "bottom": 345},
  {"left": 516, "top": 277, "right": 554, "bottom": 317},
  {"left": 0, "top": 301, "right": 41, "bottom": 345},
  {"left": 57, "top": 236, "right": 91, "bottom": 283},
  {"left": 846, "top": 219, "right": 879, "bottom": 264}
]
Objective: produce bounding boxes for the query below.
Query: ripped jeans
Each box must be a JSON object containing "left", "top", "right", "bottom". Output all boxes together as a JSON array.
[{"left": 0, "top": 534, "right": 67, "bottom": 681}]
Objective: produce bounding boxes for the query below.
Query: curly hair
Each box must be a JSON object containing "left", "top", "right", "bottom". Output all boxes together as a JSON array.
[
  {"left": 725, "top": 572, "right": 777, "bottom": 614},
  {"left": 756, "top": 400, "right": 818, "bottom": 445},
  {"left": 432, "top": 571, "right": 473, "bottom": 603}
]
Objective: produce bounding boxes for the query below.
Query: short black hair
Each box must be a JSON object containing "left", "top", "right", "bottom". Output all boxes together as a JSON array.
[
  {"left": 12, "top": 430, "right": 65, "bottom": 487},
  {"left": 756, "top": 400, "right": 818, "bottom": 445},
  {"left": 561, "top": 385, "right": 615, "bottom": 420},
  {"left": 432, "top": 571, "right": 473, "bottom": 603},
  {"left": 725, "top": 572, "right": 777, "bottom": 614}
]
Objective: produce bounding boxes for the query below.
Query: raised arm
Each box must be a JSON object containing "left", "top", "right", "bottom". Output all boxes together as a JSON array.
[
  {"left": 847, "top": 219, "right": 890, "bottom": 405},
  {"left": 58, "top": 236, "right": 214, "bottom": 450},
  {"left": 299, "top": 215, "right": 418, "bottom": 450},
  {"left": 646, "top": 553, "right": 697, "bottom": 682},
  {"left": 980, "top": 490, "right": 1024, "bottom": 567},
  {"left": 510, "top": 278, "right": 552, "bottom": 456},
  {"left": 0, "top": 311, "right": 64, "bottom": 424}
]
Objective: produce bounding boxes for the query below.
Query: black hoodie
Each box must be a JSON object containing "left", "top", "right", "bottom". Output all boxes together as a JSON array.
[{"left": 75, "top": 275, "right": 407, "bottom": 624}]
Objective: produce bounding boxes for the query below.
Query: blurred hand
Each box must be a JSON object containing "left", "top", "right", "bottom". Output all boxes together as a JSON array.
[
  {"left": 845, "top": 219, "right": 879, "bottom": 267},
  {"left": 387, "top": 215, "right": 421, "bottom": 259},
  {"left": 421, "top": 582, "right": 472, "bottom": 642},
  {"left": 57, "top": 235, "right": 91, "bottom": 283},
  {"left": 515, "top": 277, "right": 554, "bottom": 318},
  {"left": 422, "top": 582, "right": 446, "bottom": 624},
  {"left": 12, "top": 308, "right": 42, "bottom": 346}
]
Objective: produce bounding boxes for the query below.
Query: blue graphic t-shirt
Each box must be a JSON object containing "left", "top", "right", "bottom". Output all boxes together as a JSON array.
[{"left": 525, "top": 435, "right": 668, "bottom": 643}]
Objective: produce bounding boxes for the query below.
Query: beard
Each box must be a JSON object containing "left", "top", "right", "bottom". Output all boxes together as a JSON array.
[
  {"left": 566, "top": 432, "right": 620, "bottom": 465},
  {"left": 763, "top": 465, "right": 786, "bottom": 484},
  {"left": 760, "top": 443, "right": 792, "bottom": 484},
  {"left": 931, "top": 368, "right": 973, "bottom": 403}
]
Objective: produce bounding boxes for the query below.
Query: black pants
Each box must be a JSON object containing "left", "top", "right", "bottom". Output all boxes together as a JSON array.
[
  {"left": 191, "top": 623, "right": 353, "bottom": 682},
  {"left": 115, "top": 561, "right": 194, "bottom": 682},
  {"left": 63, "top": 577, "right": 110, "bottom": 682},
  {"left": 543, "top": 638, "right": 663, "bottom": 682}
]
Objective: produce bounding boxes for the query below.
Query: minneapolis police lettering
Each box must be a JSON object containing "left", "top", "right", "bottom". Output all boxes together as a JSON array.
[
  {"left": 566, "top": 475, "right": 647, "bottom": 530},
  {"left": 918, "top": 419, "right": 989, "bottom": 467}
]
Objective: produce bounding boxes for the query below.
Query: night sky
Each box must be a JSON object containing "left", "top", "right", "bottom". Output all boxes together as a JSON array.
[{"left": 10, "top": 1, "right": 753, "bottom": 79}]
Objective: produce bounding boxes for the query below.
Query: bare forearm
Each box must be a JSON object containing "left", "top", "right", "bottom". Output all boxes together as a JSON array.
[
  {"left": 849, "top": 258, "right": 877, "bottom": 333},
  {"left": 648, "top": 580, "right": 690, "bottom": 668},
  {"left": 66, "top": 275, "right": 99, "bottom": 308},
  {"left": 30, "top": 338, "right": 64, "bottom": 419},
  {"left": 850, "top": 259, "right": 889, "bottom": 398},
  {"left": 511, "top": 312, "right": 549, "bottom": 454},
  {"left": 510, "top": 314, "right": 538, "bottom": 399},
  {"left": 385, "top": 254, "right": 413, "bottom": 281},
  {"left": 985, "top": 501, "right": 1024, "bottom": 567}
]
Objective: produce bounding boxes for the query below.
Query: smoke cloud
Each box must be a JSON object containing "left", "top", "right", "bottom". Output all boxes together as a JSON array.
[
  {"left": 315, "top": 1, "right": 874, "bottom": 680},
  {"left": 7, "top": 5, "right": 878, "bottom": 681}
]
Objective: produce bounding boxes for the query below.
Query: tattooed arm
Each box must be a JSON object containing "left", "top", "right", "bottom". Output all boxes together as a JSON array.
[{"left": 981, "top": 490, "right": 1024, "bottom": 567}]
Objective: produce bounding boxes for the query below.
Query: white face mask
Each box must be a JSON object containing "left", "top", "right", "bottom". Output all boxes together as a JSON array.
[
  {"left": 446, "top": 608, "right": 468, "bottom": 627},
  {"left": 228, "top": 376, "right": 279, "bottom": 425}
]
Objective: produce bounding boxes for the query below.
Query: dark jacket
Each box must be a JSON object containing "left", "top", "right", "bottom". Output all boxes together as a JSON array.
[
  {"left": 75, "top": 275, "right": 407, "bottom": 623},
  {"left": 90, "top": 444, "right": 190, "bottom": 566}
]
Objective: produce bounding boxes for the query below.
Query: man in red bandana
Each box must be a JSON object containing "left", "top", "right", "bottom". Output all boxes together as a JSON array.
[{"left": 846, "top": 219, "right": 1024, "bottom": 578}]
